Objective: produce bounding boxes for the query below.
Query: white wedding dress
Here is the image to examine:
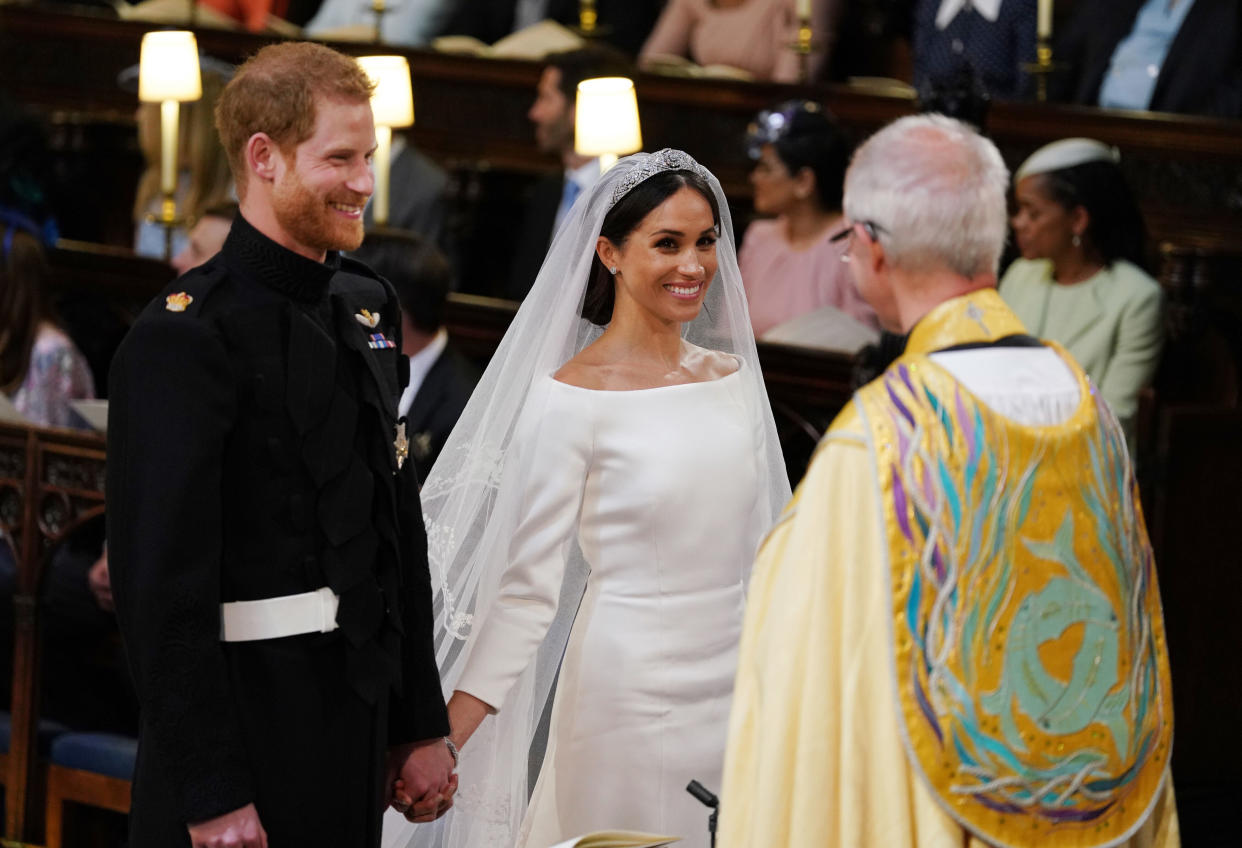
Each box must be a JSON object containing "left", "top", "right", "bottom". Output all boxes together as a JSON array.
[{"left": 453, "top": 368, "right": 766, "bottom": 848}]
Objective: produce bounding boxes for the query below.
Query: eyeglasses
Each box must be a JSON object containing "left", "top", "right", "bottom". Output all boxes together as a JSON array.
[{"left": 829, "top": 220, "right": 888, "bottom": 261}]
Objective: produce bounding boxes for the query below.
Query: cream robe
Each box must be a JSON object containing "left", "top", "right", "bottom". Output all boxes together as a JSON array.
[{"left": 719, "top": 294, "right": 1179, "bottom": 848}]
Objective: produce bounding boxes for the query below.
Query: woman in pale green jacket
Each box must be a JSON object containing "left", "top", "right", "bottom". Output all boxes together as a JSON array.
[{"left": 1001, "top": 137, "right": 1163, "bottom": 448}]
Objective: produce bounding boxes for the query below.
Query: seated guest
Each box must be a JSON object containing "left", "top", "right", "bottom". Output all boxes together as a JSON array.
[
  {"left": 913, "top": 0, "right": 1037, "bottom": 99},
  {"left": 641, "top": 0, "right": 841, "bottom": 82},
  {"left": 1, "top": 215, "right": 95, "bottom": 429},
  {"left": 171, "top": 201, "right": 237, "bottom": 276},
  {"left": 305, "top": 0, "right": 452, "bottom": 46},
  {"left": 198, "top": 0, "right": 289, "bottom": 31},
  {"left": 1000, "top": 137, "right": 1163, "bottom": 446},
  {"left": 739, "top": 101, "right": 877, "bottom": 345},
  {"left": 351, "top": 229, "right": 479, "bottom": 482},
  {"left": 504, "top": 45, "right": 632, "bottom": 301},
  {"left": 437, "top": 1, "right": 665, "bottom": 58},
  {"left": 1056, "top": 0, "right": 1242, "bottom": 117},
  {"left": 41, "top": 523, "right": 137, "bottom": 736},
  {"left": 364, "top": 136, "right": 452, "bottom": 253}
]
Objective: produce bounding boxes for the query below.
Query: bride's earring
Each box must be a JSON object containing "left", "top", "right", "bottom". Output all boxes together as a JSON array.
[{"left": 609, "top": 266, "right": 618, "bottom": 275}]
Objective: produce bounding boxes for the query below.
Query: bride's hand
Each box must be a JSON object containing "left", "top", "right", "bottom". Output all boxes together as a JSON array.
[{"left": 446, "top": 690, "right": 493, "bottom": 750}]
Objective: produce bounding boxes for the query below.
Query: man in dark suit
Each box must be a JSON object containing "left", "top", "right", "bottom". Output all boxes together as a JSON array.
[
  {"left": 1055, "top": 0, "right": 1242, "bottom": 117},
  {"left": 106, "top": 42, "right": 454, "bottom": 848},
  {"left": 362, "top": 136, "right": 452, "bottom": 253},
  {"left": 352, "top": 229, "right": 480, "bottom": 483},
  {"left": 504, "top": 45, "right": 633, "bottom": 301}
]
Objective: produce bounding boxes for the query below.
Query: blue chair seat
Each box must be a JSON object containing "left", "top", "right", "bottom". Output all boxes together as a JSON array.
[
  {"left": 0, "top": 710, "right": 71, "bottom": 756},
  {"left": 48, "top": 732, "right": 137, "bottom": 780}
]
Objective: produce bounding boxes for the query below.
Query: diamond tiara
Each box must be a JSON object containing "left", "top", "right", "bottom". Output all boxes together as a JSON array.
[{"left": 609, "top": 149, "right": 710, "bottom": 207}]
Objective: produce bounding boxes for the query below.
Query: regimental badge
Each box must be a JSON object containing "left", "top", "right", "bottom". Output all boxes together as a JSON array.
[
  {"left": 165, "top": 292, "right": 193, "bottom": 312},
  {"left": 394, "top": 421, "right": 409, "bottom": 470},
  {"left": 355, "top": 308, "right": 381, "bottom": 328},
  {"left": 368, "top": 332, "right": 396, "bottom": 350}
]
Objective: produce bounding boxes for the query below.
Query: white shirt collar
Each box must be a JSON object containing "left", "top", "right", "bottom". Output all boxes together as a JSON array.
[
  {"left": 567, "top": 157, "right": 602, "bottom": 192},
  {"left": 936, "top": 0, "right": 1002, "bottom": 30},
  {"left": 399, "top": 328, "right": 449, "bottom": 419}
]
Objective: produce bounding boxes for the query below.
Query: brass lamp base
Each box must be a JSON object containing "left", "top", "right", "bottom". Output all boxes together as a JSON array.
[
  {"left": 787, "top": 17, "right": 818, "bottom": 84},
  {"left": 1021, "top": 41, "right": 1066, "bottom": 102},
  {"left": 146, "top": 195, "right": 185, "bottom": 263}
]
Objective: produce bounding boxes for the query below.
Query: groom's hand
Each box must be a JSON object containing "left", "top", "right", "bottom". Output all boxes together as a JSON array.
[
  {"left": 186, "top": 802, "right": 267, "bottom": 848},
  {"left": 388, "top": 738, "right": 455, "bottom": 819},
  {"left": 393, "top": 772, "right": 458, "bottom": 822}
]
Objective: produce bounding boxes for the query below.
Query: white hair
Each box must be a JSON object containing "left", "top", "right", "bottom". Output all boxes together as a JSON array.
[{"left": 843, "top": 113, "right": 1009, "bottom": 278}]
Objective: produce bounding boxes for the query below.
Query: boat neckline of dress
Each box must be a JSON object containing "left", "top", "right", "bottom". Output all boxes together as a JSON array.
[{"left": 549, "top": 360, "right": 743, "bottom": 394}]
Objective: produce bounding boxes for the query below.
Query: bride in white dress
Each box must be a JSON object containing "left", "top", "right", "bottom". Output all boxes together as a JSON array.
[{"left": 385, "top": 150, "right": 790, "bottom": 848}]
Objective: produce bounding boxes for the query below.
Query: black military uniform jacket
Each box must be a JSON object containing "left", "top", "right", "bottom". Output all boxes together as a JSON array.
[{"left": 107, "top": 215, "right": 450, "bottom": 846}]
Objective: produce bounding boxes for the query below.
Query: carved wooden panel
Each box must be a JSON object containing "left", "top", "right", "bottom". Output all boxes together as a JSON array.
[{"left": 0, "top": 425, "right": 29, "bottom": 562}]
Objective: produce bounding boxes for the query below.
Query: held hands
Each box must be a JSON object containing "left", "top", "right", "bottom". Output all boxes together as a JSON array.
[
  {"left": 388, "top": 691, "right": 493, "bottom": 823},
  {"left": 187, "top": 802, "right": 267, "bottom": 848},
  {"left": 387, "top": 737, "right": 457, "bottom": 822}
]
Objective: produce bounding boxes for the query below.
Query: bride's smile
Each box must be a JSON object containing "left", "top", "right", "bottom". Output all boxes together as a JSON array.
[{"left": 602, "top": 186, "right": 719, "bottom": 325}]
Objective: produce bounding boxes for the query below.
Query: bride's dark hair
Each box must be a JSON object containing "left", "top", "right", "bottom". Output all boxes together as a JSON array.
[{"left": 582, "top": 169, "right": 721, "bottom": 326}]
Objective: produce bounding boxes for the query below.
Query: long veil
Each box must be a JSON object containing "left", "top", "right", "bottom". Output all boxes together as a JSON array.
[{"left": 384, "top": 149, "right": 791, "bottom": 848}]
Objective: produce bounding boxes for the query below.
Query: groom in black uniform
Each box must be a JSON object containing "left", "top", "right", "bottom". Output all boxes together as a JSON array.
[{"left": 107, "top": 42, "right": 455, "bottom": 847}]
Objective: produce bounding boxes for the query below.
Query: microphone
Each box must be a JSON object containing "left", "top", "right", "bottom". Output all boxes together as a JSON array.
[
  {"left": 686, "top": 780, "right": 718, "bottom": 808},
  {"left": 686, "top": 780, "right": 719, "bottom": 847}
]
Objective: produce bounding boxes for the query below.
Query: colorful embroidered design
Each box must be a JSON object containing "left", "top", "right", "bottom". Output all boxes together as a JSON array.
[
  {"left": 856, "top": 292, "right": 1172, "bottom": 848},
  {"left": 368, "top": 332, "right": 396, "bottom": 350},
  {"left": 165, "top": 292, "right": 193, "bottom": 312}
]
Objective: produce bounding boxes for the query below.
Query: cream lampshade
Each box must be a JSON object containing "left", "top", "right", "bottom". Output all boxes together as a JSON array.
[
  {"left": 358, "top": 55, "right": 414, "bottom": 227},
  {"left": 575, "top": 77, "right": 642, "bottom": 172},
  {"left": 138, "top": 30, "right": 202, "bottom": 258},
  {"left": 138, "top": 30, "right": 202, "bottom": 104}
]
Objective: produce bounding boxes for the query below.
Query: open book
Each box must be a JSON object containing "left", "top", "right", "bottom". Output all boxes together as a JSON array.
[
  {"left": 762, "top": 304, "right": 881, "bottom": 354},
  {"left": 71, "top": 400, "right": 109, "bottom": 433},
  {"left": 639, "top": 53, "right": 755, "bottom": 82},
  {"left": 546, "top": 832, "right": 679, "bottom": 848},
  {"left": 432, "top": 20, "right": 585, "bottom": 61},
  {"left": 0, "top": 392, "right": 25, "bottom": 425}
]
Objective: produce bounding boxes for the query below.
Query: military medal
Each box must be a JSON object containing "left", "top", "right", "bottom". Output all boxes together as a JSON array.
[
  {"left": 394, "top": 421, "right": 409, "bottom": 470},
  {"left": 355, "top": 308, "right": 381, "bottom": 327},
  {"left": 165, "top": 292, "right": 193, "bottom": 312}
]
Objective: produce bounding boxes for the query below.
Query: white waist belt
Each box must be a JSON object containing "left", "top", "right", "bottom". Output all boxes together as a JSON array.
[{"left": 220, "top": 587, "right": 340, "bottom": 642}]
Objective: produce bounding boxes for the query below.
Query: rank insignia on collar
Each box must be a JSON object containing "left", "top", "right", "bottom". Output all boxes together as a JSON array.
[
  {"left": 394, "top": 421, "right": 409, "bottom": 470},
  {"left": 165, "top": 292, "right": 193, "bottom": 312},
  {"left": 368, "top": 332, "right": 396, "bottom": 350},
  {"left": 355, "top": 308, "right": 381, "bottom": 328}
]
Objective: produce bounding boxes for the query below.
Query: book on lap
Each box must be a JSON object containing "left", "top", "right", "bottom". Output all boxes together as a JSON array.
[
  {"left": 545, "top": 831, "right": 679, "bottom": 848},
  {"left": 71, "top": 399, "right": 109, "bottom": 433},
  {"left": 0, "top": 393, "right": 25, "bottom": 424}
]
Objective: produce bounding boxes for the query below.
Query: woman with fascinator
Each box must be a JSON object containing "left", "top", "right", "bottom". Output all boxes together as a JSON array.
[
  {"left": 739, "top": 100, "right": 877, "bottom": 344},
  {"left": 1000, "top": 137, "right": 1162, "bottom": 448},
  {"left": 384, "top": 150, "right": 790, "bottom": 848}
]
